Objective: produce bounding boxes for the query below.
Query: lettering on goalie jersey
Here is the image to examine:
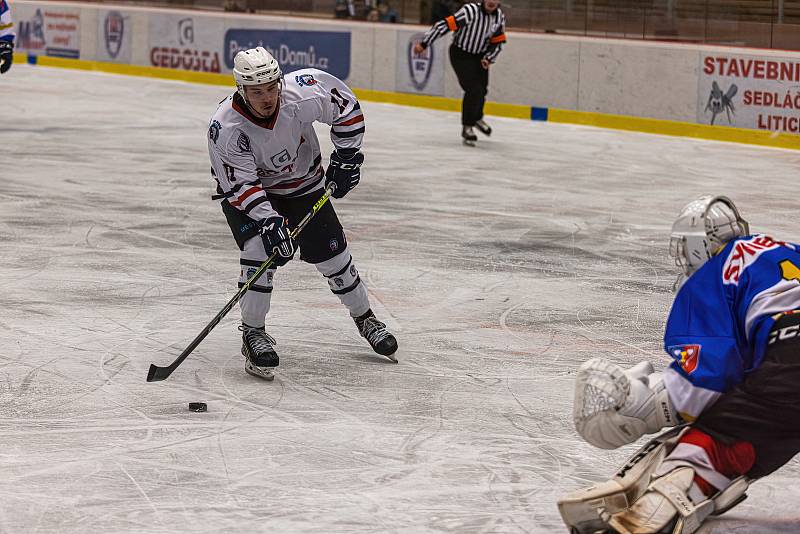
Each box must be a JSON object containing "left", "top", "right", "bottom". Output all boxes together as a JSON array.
[{"left": 722, "top": 235, "right": 789, "bottom": 285}]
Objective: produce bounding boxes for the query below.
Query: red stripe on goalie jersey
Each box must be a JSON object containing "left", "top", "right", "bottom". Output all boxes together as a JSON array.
[{"left": 679, "top": 428, "right": 755, "bottom": 495}]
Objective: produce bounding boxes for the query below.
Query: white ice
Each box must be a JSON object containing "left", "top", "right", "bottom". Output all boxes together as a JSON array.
[{"left": 1, "top": 65, "right": 799, "bottom": 533}]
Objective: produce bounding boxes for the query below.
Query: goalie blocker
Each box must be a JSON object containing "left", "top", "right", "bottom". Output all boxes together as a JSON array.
[{"left": 557, "top": 426, "right": 750, "bottom": 534}]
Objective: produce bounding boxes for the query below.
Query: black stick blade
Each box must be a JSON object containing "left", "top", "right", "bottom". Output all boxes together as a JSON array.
[{"left": 146, "top": 363, "right": 171, "bottom": 382}]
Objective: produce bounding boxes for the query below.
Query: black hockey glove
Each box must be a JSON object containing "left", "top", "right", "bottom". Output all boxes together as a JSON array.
[
  {"left": 0, "top": 41, "right": 13, "bottom": 74},
  {"left": 325, "top": 149, "right": 364, "bottom": 199},
  {"left": 260, "top": 216, "right": 295, "bottom": 267}
]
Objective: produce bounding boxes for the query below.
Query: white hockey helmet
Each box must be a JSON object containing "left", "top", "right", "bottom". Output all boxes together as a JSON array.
[
  {"left": 669, "top": 195, "right": 749, "bottom": 277},
  {"left": 232, "top": 47, "right": 282, "bottom": 99}
]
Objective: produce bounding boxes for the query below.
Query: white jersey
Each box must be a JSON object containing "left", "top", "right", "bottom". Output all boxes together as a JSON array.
[{"left": 207, "top": 68, "right": 364, "bottom": 221}]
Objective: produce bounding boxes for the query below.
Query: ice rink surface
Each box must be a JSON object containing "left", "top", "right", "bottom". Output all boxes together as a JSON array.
[{"left": 2, "top": 65, "right": 800, "bottom": 533}]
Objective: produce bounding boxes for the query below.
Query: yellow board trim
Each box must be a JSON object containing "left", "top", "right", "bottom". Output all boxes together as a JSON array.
[
  {"left": 549, "top": 108, "right": 800, "bottom": 151},
  {"left": 17, "top": 54, "right": 800, "bottom": 151},
  {"left": 34, "top": 55, "right": 233, "bottom": 86}
]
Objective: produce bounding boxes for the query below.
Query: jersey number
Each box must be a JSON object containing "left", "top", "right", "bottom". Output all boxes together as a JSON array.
[
  {"left": 330, "top": 88, "right": 349, "bottom": 114},
  {"left": 223, "top": 163, "right": 236, "bottom": 182},
  {"left": 780, "top": 260, "right": 800, "bottom": 283}
]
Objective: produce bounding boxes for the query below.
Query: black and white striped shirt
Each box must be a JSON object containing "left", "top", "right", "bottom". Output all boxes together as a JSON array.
[{"left": 421, "top": 2, "right": 507, "bottom": 62}]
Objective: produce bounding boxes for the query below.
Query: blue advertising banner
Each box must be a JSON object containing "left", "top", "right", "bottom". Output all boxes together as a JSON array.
[{"left": 225, "top": 29, "right": 351, "bottom": 80}]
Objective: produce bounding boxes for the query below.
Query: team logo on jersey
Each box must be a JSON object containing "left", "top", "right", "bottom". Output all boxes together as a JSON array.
[
  {"left": 722, "top": 235, "right": 786, "bottom": 285},
  {"left": 329, "top": 239, "right": 339, "bottom": 252},
  {"left": 237, "top": 132, "right": 251, "bottom": 153},
  {"left": 295, "top": 74, "right": 317, "bottom": 87},
  {"left": 349, "top": 265, "right": 357, "bottom": 277},
  {"left": 334, "top": 277, "right": 344, "bottom": 287},
  {"left": 668, "top": 344, "right": 701, "bottom": 374},
  {"left": 104, "top": 11, "right": 125, "bottom": 59},
  {"left": 246, "top": 267, "right": 257, "bottom": 279},
  {"left": 209, "top": 120, "right": 221, "bottom": 143},
  {"left": 270, "top": 149, "right": 291, "bottom": 167}
]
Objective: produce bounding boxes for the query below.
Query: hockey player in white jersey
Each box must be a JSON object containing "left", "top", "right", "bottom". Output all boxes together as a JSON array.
[
  {"left": 559, "top": 195, "right": 800, "bottom": 533},
  {"left": 0, "top": 0, "right": 14, "bottom": 74},
  {"left": 208, "top": 47, "right": 398, "bottom": 380}
]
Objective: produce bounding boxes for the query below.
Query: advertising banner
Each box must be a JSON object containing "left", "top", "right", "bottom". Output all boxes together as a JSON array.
[
  {"left": 149, "top": 14, "right": 224, "bottom": 72},
  {"left": 698, "top": 53, "right": 800, "bottom": 134},
  {"left": 224, "top": 29, "right": 351, "bottom": 79},
  {"left": 395, "top": 30, "right": 445, "bottom": 96},
  {"left": 96, "top": 10, "right": 132, "bottom": 63},
  {"left": 14, "top": 4, "right": 80, "bottom": 58}
]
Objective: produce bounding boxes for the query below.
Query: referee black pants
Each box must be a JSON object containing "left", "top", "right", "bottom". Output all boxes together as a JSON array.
[
  {"left": 694, "top": 311, "right": 800, "bottom": 479},
  {"left": 449, "top": 45, "right": 488, "bottom": 127}
]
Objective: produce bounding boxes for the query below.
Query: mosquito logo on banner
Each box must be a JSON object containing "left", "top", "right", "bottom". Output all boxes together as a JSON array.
[
  {"left": 104, "top": 11, "right": 124, "bottom": 59},
  {"left": 407, "top": 32, "right": 433, "bottom": 91}
]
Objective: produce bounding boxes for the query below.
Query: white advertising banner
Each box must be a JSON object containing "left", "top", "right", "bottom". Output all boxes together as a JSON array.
[
  {"left": 698, "top": 52, "right": 800, "bottom": 134},
  {"left": 96, "top": 10, "right": 132, "bottom": 63},
  {"left": 14, "top": 3, "right": 80, "bottom": 58},
  {"left": 395, "top": 30, "right": 445, "bottom": 96},
  {"left": 149, "top": 13, "right": 224, "bottom": 73}
]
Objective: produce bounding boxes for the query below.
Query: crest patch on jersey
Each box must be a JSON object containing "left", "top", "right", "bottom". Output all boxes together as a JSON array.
[
  {"left": 668, "top": 344, "right": 701, "bottom": 374},
  {"left": 209, "top": 120, "right": 221, "bottom": 143},
  {"left": 237, "top": 132, "right": 251, "bottom": 153},
  {"left": 329, "top": 239, "right": 339, "bottom": 252},
  {"left": 295, "top": 74, "right": 317, "bottom": 87}
]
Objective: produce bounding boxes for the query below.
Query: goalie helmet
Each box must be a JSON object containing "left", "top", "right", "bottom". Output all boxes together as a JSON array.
[
  {"left": 232, "top": 47, "right": 282, "bottom": 100},
  {"left": 669, "top": 195, "right": 749, "bottom": 278}
]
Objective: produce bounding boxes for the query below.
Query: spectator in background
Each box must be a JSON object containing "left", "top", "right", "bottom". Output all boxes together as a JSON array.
[
  {"left": 431, "top": 0, "right": 463, "bottom": 22},
  {"left": 223, "top": 0, "right": 245, "bottom": 12},
  {"left": 334, "top": 0, "right": 356, "bottom": 19},
  {"left": 378, "top": 1, "right": 398, "bottom": 23}
]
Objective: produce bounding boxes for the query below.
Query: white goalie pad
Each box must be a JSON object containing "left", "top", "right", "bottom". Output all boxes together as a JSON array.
[
  {"left": 558, "top": 425, "right": 751, "bottom": 534},
  {"left": 557, "top": 426, "right": 686, "bottom": 534}
]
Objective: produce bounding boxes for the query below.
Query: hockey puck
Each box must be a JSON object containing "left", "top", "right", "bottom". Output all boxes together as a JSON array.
[{"left": 188, "top": 402, "right": 207, "bottom": 412}]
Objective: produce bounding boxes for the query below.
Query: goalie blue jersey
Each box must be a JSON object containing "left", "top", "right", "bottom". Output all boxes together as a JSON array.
[
  {"left": 662, "top": 234, "right": 800, "bottom": 421},
  {"left": 0, "top": 0, "right": 14, "bottom": 44}
]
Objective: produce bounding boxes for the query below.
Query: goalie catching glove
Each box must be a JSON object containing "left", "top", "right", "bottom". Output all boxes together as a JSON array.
[
  {"left": 573, "top": 358, "right": 680, "bottom": 450},
  {"left": 260, "top": 216, "right": 295, "bottom": 267},
  {"left": 325, "top": 149, "right": 363, "bottom": 199}
]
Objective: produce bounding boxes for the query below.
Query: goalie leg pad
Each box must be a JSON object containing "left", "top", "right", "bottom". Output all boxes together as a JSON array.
[{"left": 557, "top": 427, "right": 686, "bottom": 533}]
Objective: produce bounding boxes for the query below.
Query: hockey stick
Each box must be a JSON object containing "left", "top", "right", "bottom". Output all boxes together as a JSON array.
[{"left": 146, "top": 182, "right": 336, "bottom": 382}]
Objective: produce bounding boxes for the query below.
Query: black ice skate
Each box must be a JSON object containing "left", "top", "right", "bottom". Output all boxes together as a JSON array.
[
  {"left": 354, "top": 309, "right": 398, "bottom": 362},
  {"left": 462, "top": 126, "right": 477, "bottom": 147},
  {"left": 475, "top": 119, "right": 492, "bottom": 137},
  {"left": 240, "top": 324, "right": 278, "bottom": 381}
]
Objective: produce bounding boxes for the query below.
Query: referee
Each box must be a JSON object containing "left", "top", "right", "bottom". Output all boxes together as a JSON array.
[{"left": 414, "top": 1, "right": 507, "bottom": 146}]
